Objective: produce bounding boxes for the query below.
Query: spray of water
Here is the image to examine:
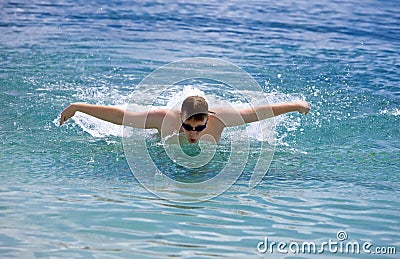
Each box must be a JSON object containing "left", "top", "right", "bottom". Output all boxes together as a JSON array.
[{"left": 53, "top": 84, "right": 304, "bottom": 145}]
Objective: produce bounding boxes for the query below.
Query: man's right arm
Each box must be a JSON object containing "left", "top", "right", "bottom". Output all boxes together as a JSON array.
[
  {"left": 59, "top": 103, "right": 166, "bottom": 130},
  {"left": 60, "top": 103, "right": 125, "bottom": 126}
]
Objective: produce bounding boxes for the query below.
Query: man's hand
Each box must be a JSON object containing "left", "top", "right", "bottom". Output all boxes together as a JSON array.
[
  {"left": 59, "top": 104, "right": 77, "bottom": 126},
  {"left": 296, "top": 101, "right": 310, "bottom": 115}
]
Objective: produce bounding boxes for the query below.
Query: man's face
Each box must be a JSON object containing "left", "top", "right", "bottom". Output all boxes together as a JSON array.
[{"left": 181, "top": 117, "right": 208, "bottom": 144}]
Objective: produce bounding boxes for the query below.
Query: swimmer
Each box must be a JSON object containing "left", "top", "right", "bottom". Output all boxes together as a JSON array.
[{"left": 60, "top": 96, "right": 310, "bottom": 144}]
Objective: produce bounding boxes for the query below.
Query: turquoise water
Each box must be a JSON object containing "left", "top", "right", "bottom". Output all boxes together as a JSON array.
[{"left": 1, "top": 0, "right": 399, "bottom": 258}]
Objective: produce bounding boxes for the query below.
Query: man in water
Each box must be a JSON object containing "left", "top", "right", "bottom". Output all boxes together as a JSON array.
[{"left": 60, "top": 96, "right": 310, "bottom": 144}]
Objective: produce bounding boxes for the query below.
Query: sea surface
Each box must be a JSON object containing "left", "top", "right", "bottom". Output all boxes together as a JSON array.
[{"left": 1, "top": 0, "right": 399, "bottom": 258}]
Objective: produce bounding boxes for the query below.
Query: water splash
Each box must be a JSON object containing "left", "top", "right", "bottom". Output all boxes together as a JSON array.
[
  {"left": 57, "top": 84, "right": 305, "bottom": 147},
  {"left": 380, "top": 108, "right": 400, "bottom": 116}
]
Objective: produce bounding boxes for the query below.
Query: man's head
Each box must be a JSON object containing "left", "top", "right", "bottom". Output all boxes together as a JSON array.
[{"left": 180, "top": 96, "right": 209, "bottom": 143}]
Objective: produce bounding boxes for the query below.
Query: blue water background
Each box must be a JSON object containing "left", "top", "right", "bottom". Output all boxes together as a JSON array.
[{"left": 1, "top": 0, "right": 399, "bottom": 258}]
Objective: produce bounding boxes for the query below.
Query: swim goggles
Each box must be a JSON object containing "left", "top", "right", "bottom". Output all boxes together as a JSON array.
[{"left": 181, "top": 120, "right": 208, "bottom": 132}]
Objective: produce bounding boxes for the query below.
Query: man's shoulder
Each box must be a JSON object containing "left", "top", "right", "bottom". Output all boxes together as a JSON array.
[
  {"left": 152, "top": 109, "right": 180, "bottom": 126},
  {"left": 149, "top": 109, "right": 179, "bottom": 117},
  {"left": 207, "top": 113, "right": 226, "bottom": 131}
]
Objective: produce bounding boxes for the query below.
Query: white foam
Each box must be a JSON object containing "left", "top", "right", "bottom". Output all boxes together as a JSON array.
[
  {"left": 73, "top": 109, "right": 126, "bottom": 138},
  {"left": 165, "top": 85, "right": 208, "bottom": 109},
  {"left": 380, "top": 108, "right": 400, "bottom": 116}
]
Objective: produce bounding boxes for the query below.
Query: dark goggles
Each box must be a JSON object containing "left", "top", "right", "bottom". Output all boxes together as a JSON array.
[{"left": 181, "top": 120, "right": 208, "bottom": 132}]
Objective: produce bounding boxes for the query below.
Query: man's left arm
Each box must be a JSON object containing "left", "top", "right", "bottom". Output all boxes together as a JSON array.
[{"left": 215, "top": 101, "right": 310, "bottom": 127}]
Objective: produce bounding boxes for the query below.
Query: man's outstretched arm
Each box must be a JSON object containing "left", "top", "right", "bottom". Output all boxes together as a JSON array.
[
  {"left": 215, "top": 101, "right": 310, "bottom": 127},
  {"left": 59, "top": 103, "right": 165, "bottom": 130},
  {"left": 60, "top": 103, "right": 124, "bottom": 126},
  {"left": 253, "top": 100, "right": 310, "bottom": 120}
]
